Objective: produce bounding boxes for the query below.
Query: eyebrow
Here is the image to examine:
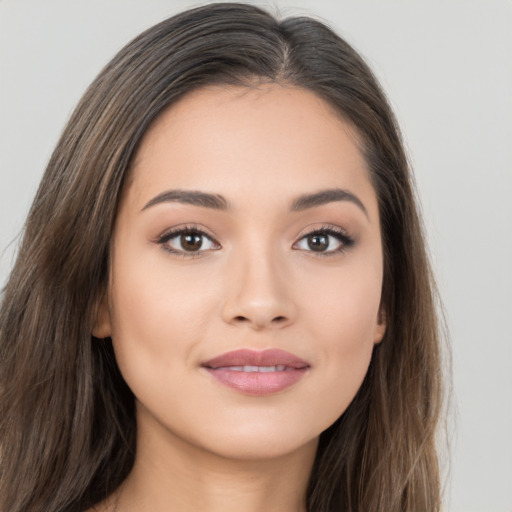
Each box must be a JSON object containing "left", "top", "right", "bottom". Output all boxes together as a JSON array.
[
  {"left": 290, "top": 188, "right": 368, "bottom": 216},
  {"left": 141, "top": 187, "right": 367, "bottom": 216},
  {"left": 142, "top": 190, "right": 229, "bottom": 211}
]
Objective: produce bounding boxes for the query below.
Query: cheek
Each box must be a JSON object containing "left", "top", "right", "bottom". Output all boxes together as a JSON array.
[
  {"left": 296, "top": 261, "right": 381, "bottom": 424},
  {"left": 300, "top": 253, "right": 383, "bottom": 345},
  {"left": 107, "top": 256, "right": 219, "bottom": 385},
  {"left": 300, "top": 311, "right": 375, "bottom": 432}
]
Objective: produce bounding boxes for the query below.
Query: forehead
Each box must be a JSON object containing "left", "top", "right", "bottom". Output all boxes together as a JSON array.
[{"left": 126, "top": 84, "right": 376, "bottom": 216}]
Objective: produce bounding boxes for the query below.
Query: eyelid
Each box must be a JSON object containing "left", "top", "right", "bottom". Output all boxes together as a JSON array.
[
  {"left": 154, "top": 223, "right": 354, "bottom": 258},
  {"left": 292, "top": 224, "right": 355, "bottom": 256},
  {"left": 156, "top": 224, "right": 221, "bottom": 256}
]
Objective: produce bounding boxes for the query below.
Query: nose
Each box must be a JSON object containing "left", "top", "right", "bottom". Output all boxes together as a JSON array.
[{"left": 221, "top": 248, "right": 297, "bottom": 331}]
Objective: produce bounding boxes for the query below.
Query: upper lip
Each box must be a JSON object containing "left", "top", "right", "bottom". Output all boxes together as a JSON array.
[{"left": 201, "top": 348, "right": 310, "bottom": 369}]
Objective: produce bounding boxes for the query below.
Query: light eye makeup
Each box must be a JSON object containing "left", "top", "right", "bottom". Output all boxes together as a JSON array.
[
  {"left": 156, "top": 224, "right": 355, "bottom": 258},
  {"left": 157, "top": 224, "right": 221, "bottom": 257},
  {"left": 293, "top": 225, "right": 355, "bottom": 256}
]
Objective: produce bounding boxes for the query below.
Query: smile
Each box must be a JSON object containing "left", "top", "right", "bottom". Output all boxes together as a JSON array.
[
  {"left": 201, "top": 349, "right": 310, "bottom": 395},
  {"left": 215, "top": 365, "right": 288, "bottom": 372}
]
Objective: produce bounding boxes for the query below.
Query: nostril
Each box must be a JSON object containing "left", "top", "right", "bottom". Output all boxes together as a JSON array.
[{"left": 272, "top": 316, "right": 286, "bottom": 323}]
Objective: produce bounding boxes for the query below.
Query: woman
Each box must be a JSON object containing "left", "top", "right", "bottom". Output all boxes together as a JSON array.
[{"left": 0, "top": 3, "right": 445, "bottom": 511}]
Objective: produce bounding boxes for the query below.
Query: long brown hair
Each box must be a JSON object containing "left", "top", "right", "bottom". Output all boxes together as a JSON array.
[{"left": 0, "top": 3, "right": 446, "bottom": 511}]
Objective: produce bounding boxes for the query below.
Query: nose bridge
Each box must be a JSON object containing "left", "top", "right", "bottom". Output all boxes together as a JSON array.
[{"left": 221, "top": 235, "right": 295, "bottom": 329}]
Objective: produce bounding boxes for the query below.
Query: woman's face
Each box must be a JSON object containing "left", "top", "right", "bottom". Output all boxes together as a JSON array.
[{"left": 95, "top": 84, "right": 386, "bottom": 461}]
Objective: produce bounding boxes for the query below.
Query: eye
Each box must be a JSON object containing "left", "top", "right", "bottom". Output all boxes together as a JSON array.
[
  {"left": 293, "top": 227, "right": 354, "bottom": 255},
  {"left": 158, "top": 226, "right": 220, "bottom": 255}
]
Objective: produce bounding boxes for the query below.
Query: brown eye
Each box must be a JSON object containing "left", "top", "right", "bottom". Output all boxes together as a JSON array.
[
  {"left": 293, "top": 228, "right": 354, "bottom": 256},
  {"left": 181, "top": 233, "right": 203, "bottom": 251},
  {"left": 158, "top": 227, "right": 220, "bottom": 255},
  {"left": 307, "top": 233, "right": 329, "bottom": 252}
]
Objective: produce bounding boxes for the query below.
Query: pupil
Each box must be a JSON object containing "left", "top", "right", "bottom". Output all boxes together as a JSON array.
[
  {"left": 308, "top": 234, "right": 328, "bottom": 251},
  {"left": 181, "top": 233, "right": 202, "bottom": 251}
]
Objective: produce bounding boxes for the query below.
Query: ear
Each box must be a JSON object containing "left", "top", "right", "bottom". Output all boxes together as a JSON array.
[
  {"left": 373, "top": 307, "right": 386, "bottom": 344},
  {"left": 92, "top": 294, "right": 112, "bottom": 339}
]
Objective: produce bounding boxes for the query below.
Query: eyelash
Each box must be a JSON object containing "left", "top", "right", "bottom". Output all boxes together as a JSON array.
[
  {"left": 156, "top": 224, "right": 355, "bottom": 258},
  {"left": 294, "top": 225, "right": 355, "bottom": 257},
  {"left": 157, "top": 225, "right": 220, "bottom": 258}
]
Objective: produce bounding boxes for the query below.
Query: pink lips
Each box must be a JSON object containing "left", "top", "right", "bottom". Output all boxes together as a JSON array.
[{"left": 201, "top": 349, "right": 310, "bottom": 396}]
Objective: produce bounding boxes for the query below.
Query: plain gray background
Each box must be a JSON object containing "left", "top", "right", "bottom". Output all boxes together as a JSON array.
[{"left": 1, "top": 1, "right": 511, "bottom": 510}]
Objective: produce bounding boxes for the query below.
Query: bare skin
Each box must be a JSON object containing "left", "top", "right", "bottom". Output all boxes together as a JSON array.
[
  {"left": 91, "top": 84, "right": 385, "bottom": 511},
  {"left": 111, "top": 429, "right": 316, "bottom": 512}
]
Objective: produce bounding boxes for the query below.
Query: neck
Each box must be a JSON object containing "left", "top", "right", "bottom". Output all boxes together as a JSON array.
[{"left": 115, "top": 407, "right": 318, "bottom": 512}]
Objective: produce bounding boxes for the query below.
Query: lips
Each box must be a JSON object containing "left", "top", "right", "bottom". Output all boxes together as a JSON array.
[{"left": 201, "top": 349, "right": 310, "bottom": 395}]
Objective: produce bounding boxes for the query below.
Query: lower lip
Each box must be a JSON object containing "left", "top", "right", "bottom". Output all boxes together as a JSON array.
[{"left": 204, "top": 368, "right": 308, "bottom": 396}]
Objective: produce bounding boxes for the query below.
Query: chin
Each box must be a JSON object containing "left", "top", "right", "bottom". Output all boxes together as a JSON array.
[
  {"left": 207, "top": 436, "right": 317, "bottom": 462},
  {"left": 190, "top": 420, "right": 321, "bottom": 462}
]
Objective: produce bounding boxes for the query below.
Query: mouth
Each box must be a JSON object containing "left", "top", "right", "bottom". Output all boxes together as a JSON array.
[
  {"left": 201, "top": 348, "right": 310, "bottom": 396},
  {"left": 212, "top": 365, "right": 290, "bottom": 372}
]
